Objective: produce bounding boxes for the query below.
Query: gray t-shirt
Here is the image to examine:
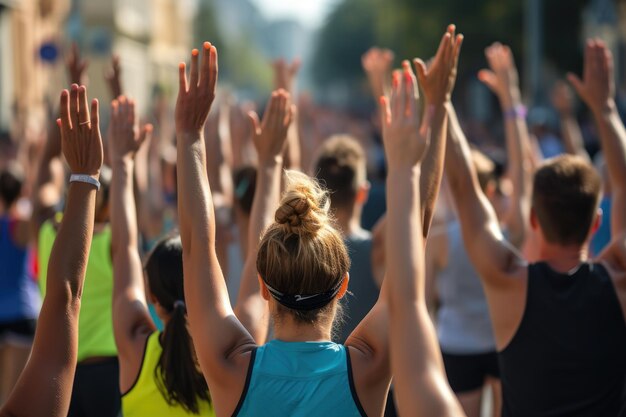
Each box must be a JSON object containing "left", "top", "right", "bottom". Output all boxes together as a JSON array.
[{"left": 335, "top": 231, "right": 380, "bottom": 344}]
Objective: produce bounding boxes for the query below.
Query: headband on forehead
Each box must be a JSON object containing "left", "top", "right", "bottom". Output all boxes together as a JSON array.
[{"left": 262, "top": 276, "right": 346, "bottom": 311}]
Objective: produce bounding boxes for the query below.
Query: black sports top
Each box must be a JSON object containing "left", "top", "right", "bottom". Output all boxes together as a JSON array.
[{"left": 499, "top": 262, "right": 626, "bottom": 417}]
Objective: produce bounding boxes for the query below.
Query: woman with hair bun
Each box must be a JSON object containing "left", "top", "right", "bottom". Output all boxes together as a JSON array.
[{"left": 175, "top": 34, "right": 459, "bottom": 417}]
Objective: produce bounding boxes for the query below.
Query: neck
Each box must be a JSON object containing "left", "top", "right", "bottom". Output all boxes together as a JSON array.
[
  {"left": 334, "top": 205, "right": 364, "bottom": 237},
  {"left": 273, "top": 313, "right": 332, "bottom": 343},
  {"left": 538, "top": 241, "right": 589, "bottom": 273}
]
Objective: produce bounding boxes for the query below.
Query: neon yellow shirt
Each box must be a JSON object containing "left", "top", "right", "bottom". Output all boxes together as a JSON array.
[
  {"left": 122, "top": 332, "right": 214, "bottom": 417},
  {"left": 38, "top": 217, "right": 117, "bottom": 361}
]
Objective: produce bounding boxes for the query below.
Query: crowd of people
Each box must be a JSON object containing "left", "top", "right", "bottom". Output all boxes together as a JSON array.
[{"left": 0, "top": 21, "right": 625, "bottom": 417}]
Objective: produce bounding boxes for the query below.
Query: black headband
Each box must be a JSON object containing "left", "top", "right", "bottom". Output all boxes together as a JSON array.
[{"left": 262, "top": 276, "right": 345, "bottom": 311}]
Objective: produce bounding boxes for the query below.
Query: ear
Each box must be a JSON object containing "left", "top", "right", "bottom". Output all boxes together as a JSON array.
[
  {"left": 337, "top": 273, "right": 350, "bottom": 300},
  {"left": 355, "top": 181, "right": 370, "bottom": 205},
  {"left": 258, "top": 275, "right": 270, "bottom": 301}
]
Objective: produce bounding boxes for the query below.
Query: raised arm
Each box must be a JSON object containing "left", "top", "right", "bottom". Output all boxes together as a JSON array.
[
  {"left": 272, "top": 59, "right": 301, "bottom": 171},
  {"left": 382, "top": 47, "right": 463, "bottom": 417},
  {"left": 551, "top": 80, "right": 590, "bottom": 162},
  {"left": 109, "top": 96, "right": 156, "bottom": 389},
  {"left": 105, "top": 54, "right": 123, "bottom": 99},
  {"left": 175, "top": 43, "right": 255, "bottom": 414},
  {"left": 414, "top": 24, "right": 463, "bottom": 236},
  {"left": 1, "top": 85, "right": 103, "bottom": 417},
  {"left": 478, "top": 43, "right": 532, "bottom": 249},
  {"left": 568, "top": 40, "right": 626, "bottom": 237},
  {"left": 445, "top": 100, "right": 527, "bottom": 349},
  {"left": 235, "top": 90, "right": 294, "bottom": 344},
  {"left": 31, "top": 113, "right": 65, "bottom": 241}
]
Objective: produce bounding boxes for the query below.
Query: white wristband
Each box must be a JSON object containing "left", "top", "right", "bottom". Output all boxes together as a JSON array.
[{"left": 69, "top": 174, "right": 101, "bottom": 190}]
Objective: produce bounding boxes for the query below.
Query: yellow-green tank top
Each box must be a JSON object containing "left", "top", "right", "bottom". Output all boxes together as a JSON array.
[
  {"left": 38, "top": 216, "right": 117, "bottom": 361},
  {"left": 122, "top": 332, "right": 215, "bottom": 417}
]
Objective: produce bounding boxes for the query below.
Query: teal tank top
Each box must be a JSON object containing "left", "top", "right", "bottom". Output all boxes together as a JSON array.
[{"left": 234, "top": 340, "right": 366, "bottom": 417}]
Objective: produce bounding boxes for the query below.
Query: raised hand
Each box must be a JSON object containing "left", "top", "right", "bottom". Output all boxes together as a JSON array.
[
  {"left": 362, "top": 47, "right": 395, "bottom": 99},
  {"left": 58, "top": 84, "right": 103, "bottom": 179},
  {"left": 567, "top": 39, "right": 615, "bottom": 114},
  {"left": 414, "top": 25, "right": 463, "bottom": 105},
  {"left": 248, "top": 89, "right": 294, "bottom": 163},
  {"left": 66, "top": 43, "right": 88, "bottom": 85},
  {"left": 176, "top": 42, "right": 218, "bottom": 136},
  {"left": 551, "top": 80, "right": 576, "bottom": 115},
  {"left": 108, "top": 96, "right": 152, "bottom": 162},
  {"left": 478, "top": 42, "right": 520, "bottom": 109},
  {"left": 105, "top": 54, "right": 123, "bottom": 99},
  {"left": 272, "top": 59, "right": 300, "bottom": 92},
  {"left": 381, "top": 62, "right": 431, "bottom": 168}
]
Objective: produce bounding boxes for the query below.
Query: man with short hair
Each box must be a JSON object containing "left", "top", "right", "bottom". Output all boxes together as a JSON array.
[
  {"left": 445, "top": 39, "right": 626, "bottom": 416},
  {"left": 313, "top": 135, "right": 382, "bottom": 343}
]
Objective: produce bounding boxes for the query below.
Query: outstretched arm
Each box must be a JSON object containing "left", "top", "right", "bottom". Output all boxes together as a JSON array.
[
  {"left": 551, "top": 80, "right": 590, "bottom": 162},
  {"left": 105, "top": 54, "right": 123, "bottom": 99},
  {"left": 478, "top": 42, "right": 532, "bottom": 249},
  {"left": 382, "top": 49, "right": 463, "bottom": 417},
  {"left": 414, "top": 25, "right": 463, "bottom": 236},
  {"left": 569, "top": 40, "right": 626, "bottom": 238},
  {"left": 109, "top": 96, "right": 156, "bottom": 390},
  {"left": 175, "top": 43, "right": 255, "bottom": 414},
  {"left": 1, "top": 85, "right": 103, "bottom": 417},
  {"left": 235, "top": 90, "right": 294, "bottom": 344},
  {"left": 445, "top": 101, "right": 527, "bottom": 349}
]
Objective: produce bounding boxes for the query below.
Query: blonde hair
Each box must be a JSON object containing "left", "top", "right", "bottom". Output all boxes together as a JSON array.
[{"left": 257, "top": 171, "right": 351, "bottom": 324}]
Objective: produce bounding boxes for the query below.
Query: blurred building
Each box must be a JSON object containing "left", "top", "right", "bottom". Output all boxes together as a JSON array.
[
  {"left": 69, "top": 0, "right": 197, "bottom": 117},
  {"left": 0, "top": 0, "right": 69, "bottom": 134}
]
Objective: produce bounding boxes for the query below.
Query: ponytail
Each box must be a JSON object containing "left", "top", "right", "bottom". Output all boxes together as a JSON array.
[
  {"left": 156, "top": 300, "right": 210, "bottom": 413},
  {"left": 145, "top": 236, "right": 210, "bottom": 414}
]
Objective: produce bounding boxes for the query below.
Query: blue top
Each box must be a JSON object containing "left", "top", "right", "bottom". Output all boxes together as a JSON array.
[
  {"left": 0, "top": 216, "right": 40, "bottom": 322},
  {"left": 436, "top": 221, "right": 496, "bottom": 353},
  {"left": 234, "top": 340, "right": 366, "bottom": 417}
]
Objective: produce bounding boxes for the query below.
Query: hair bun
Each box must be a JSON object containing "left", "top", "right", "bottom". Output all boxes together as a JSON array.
[{"left": 275, "top": 171, "right": 330, "bottom": 235}]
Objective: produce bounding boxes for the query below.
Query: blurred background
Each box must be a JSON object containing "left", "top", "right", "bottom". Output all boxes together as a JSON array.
[{"left": 1, "top": 0, "right": 625, "bottom": 145}]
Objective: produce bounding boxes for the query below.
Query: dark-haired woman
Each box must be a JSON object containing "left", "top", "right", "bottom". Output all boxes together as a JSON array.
[
  {"left": 175, "top": 33, "right": 460, "bottom": 417},
  {"left": 109, "top": 96, "right": 213, "bottom": 416}
]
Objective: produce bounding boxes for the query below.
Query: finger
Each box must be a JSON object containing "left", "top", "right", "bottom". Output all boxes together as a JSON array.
[
  {"left": 128, "top": 99, "right": 136, "bottom": 126},
  {"left": 391, "top": 70, "right": 402, "bottom": 120},
  {"left": 189, "top": 48, "right": 199, "bottom": 88},
  {"left": 278, "top": 90, "right": 289, "bottom": 128},
  {"left": 380, "top": 96, "right": 391, "bottom": 128},
  {"left": 248, "top": 111, "right": 261, "bottom": 136},
  {"left": 90, "top": 98, "right": 100, "bottom": 132},
  {"left": 404, "top": 63, "right": 418, "bottom": 118},
  {"left": 434, "top": 32, "right": 451, "bottom": 64},
  {"left": 199, "top": 42, "right": 211, "bottom": 88},
  {"left": 451, "top": 34, "right": 464, "bottom": 70},
  {"left": 478, "top": 69, "right": 497, "bottom": 91},
  {"left": 78, "top": 85, "right": 90, "bottom": 125},
  {"left": 139, "top": 123, "right": 153, "bottom": 146},
  {"left": 566, "top": 73, "right": 584, "bottom": 97},
  {"left": 110, "top": 99, "right": 119, "bottom": 125},
  {"left": 402, "top": 61, "right": 413, "bottom": 117},
  {"left": 178, "top": 62, "right": 188, "bottom": 93},
  {"left": 60, "top": 89, "right": 71, "bottom": 131},
  {"left": 208, "top": 45, "right": 218, "bottom": 95},
  {"left": 413, "top": 58, "right": 428, "bottom": 90},
  {"left": 70, "top": 84, "right": 79, "bottom": 129}
]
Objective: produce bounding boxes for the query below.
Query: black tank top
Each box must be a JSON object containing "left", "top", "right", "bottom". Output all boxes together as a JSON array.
[{"left": 499, "top": 262, "right": 626, "bottom": 417}]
